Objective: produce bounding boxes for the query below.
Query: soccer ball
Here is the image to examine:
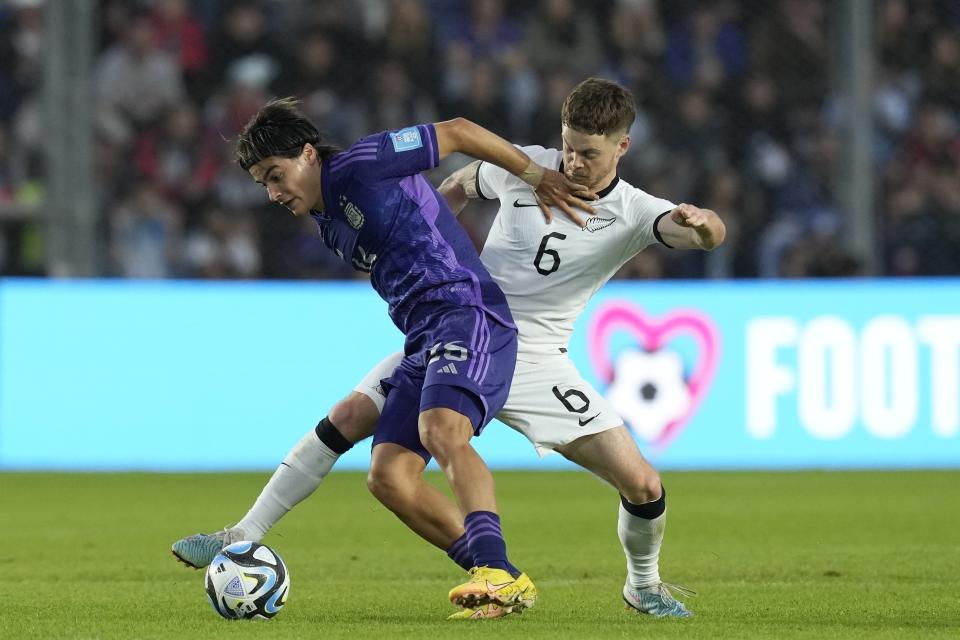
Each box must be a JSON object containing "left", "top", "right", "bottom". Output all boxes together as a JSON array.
[{"left": 205, "top": 541, "right": 290, "bottom": 620}]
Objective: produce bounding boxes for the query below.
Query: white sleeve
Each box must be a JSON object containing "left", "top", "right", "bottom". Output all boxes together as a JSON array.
[
  {"left": 476, "top": 145, "right": 558, "bottom": 200},
  {"left": 622, "top": 189, "right": 677, "bottom": 257}
]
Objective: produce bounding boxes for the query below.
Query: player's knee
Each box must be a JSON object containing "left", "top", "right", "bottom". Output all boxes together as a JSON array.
[
  {"left": 619, "top": 470, "right": 662, "bottom": 505},
  {"left": 329, "top": 394, "right": 378, "bottom": 442},
  {"left": 366, "top": 466, "right": 408, "bottom": 507}
]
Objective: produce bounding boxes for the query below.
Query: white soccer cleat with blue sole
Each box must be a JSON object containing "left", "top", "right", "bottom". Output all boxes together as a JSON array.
[{"left": 623, "top": 582, "right": 695, "bottom": 618}]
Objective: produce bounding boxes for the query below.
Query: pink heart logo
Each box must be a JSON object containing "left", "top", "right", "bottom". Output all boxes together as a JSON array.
[{"left": 586, "top": 300, "right": 721, "bottom": 452}]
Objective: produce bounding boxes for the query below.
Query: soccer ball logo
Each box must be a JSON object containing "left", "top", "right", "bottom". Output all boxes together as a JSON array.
[
  {"left": 205, "top": 541, "right": 290, "bottom": 620},
  {"left": 587, "top": 301, "right": 720, "bottom": 452},
  {"left": 606, "top": 349, "right": 691, "bottom": 443}
]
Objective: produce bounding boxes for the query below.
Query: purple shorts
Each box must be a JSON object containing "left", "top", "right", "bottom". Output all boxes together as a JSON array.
[{"left": 372, "top": 306, "right": 517, "bottom": 462}]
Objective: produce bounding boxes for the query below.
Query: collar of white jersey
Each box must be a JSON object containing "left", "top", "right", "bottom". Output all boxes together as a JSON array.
[{"left": 558, "top": 161, "right": 620, "bottom": 199}]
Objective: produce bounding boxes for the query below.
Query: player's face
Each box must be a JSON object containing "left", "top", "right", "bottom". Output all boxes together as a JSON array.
[
  {"left": 561, "top": 125, "right": 630, "bottom": 192},
  {"left": 249, "top": 145, "right": 322, "bottom": 217}
]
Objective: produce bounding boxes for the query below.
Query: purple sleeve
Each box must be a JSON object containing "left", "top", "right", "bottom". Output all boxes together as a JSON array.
[{"left": 339, "top": 124, "right": 440, "bottom": 182}]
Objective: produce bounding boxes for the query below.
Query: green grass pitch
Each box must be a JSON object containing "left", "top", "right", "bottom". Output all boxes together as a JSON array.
[{"left": 2, "top": 470, "right": 958, "bottom": 639}]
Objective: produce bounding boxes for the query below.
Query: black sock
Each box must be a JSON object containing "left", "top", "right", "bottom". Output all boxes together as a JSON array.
[{"left": 620, "top": 484, "right": 666, "bottom": 520}]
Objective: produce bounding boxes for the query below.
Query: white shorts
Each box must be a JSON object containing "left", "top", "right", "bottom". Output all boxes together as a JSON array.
[{"left": 354, "top": 351, "right": 622, "bottom": 457}]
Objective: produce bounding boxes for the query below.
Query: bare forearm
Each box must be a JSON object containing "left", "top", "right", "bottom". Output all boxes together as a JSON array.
[
  {"left": 439, "top": 160, "right": 483, "bottom": 216},
  {"left": 434, "top": 118, "right": 539, "bottom": 184},
  {"left": 434, "top": 118, "right": 597, "bottom": 225},
  {"left": 438, "top": 179, "right": 469, "bottom": 215}
]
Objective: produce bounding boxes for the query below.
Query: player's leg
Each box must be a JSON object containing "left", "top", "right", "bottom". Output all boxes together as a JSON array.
[
  {"left": 414, "top": 314, "right": 520, "bottom": 575},
  {"left": 555, "top": 427, "right": 692, "bottom": 617},
  {"left": 366, "top": 379, "right": 476, "bottom": 572},
  {"left": 369, "top": 379, "right": 520, "bottom": 576},
  {"left": 366, "top": 443, "right": 529, "bottom": 621},
  {"left": 366, "top": 442, "right": 466, "bottom": 554},
  {"left": 171, "top": 353, "right": 402, "bottom": 568},
  {"left": 171, "top": 393, "right": 376, "bottom": 568},
  {"left": 231, "top": 392, "right": 378, "bottom": 540},
  {"left": 498, "top": 356, "right": 688, "bottom": 616},
  {"left": 418, "top": 405, "right": 536, "bottom": 611},
  {"left": 418, "top": 406, "right": 497, "bottom": 513},
  {"left": 368, "top": 372, "right": 534, "bottom": 614}
]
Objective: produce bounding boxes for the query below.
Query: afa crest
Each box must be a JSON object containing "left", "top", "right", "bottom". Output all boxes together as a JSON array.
[{"left": 339, "top": 195, "right": 365, "bottom": 230}]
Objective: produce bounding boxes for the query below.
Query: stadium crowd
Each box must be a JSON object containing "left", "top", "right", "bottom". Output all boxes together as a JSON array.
[{"left": 0, "top": 0, "right": 958, "bottom": 278}]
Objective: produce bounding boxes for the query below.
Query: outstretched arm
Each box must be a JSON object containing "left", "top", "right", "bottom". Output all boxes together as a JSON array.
[
  {"left": 655, "top": 203, "right": 726, "bottom": 250},
  {"left": 434, "top": 118, "right": 595, "bottom": 225}
]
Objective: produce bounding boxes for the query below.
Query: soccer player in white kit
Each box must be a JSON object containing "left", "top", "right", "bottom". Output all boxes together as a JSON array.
[{"left": 173, "top": 78, "right": 726, "bottom": 619}]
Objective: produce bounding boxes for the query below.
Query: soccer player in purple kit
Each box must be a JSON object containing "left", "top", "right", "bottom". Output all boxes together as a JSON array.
[{"left": 185, "top": 98, "right": 595, "bottom": 615}]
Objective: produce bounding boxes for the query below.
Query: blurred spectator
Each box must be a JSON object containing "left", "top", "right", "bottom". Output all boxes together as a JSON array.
[
  {"left": 527, "top": 68, "right": 578, "bottom": 150},
  {"left": 9, "top": 0, "right": 952, "bottom": 280},
  {"left": 0, "top": 126, "right": 12, "bottom": 204},
  {"left": 446, "top": 0, "right": 522, "bottom": 62},
  {"left": 524, "top": 0, "right": 603, "bottom": 75},
  {"left": 883, "top": 99, "right": 960, "bottom": 275},
  {"left": 665, "top": 0, "right": 746, "bottom": 92},
  {"left": 697, "top": 167, "right": 743, "bottom": 278},
  {"left": 659, "top": 88, "right": 731, "bottom": 199},
  {"left": 601, "top": 0, "right": 667, "bottom": 104},
  {"left": 0, "top": 0, "right": 43, "bottom": 120},
  {"left": 285, "top": 30, "right": 367, "bottom": 144},
  {"left": 109, "top": 181, "right": 183, "bottom": 278},
  {"left": 732, "top": 74, "right": 791, "bottom": 183},
  {"left": 876, "top": 0, "right": 929, "bottom": 72},
  {"left": 759, "top": 127, "right": 846, "bottom": 277},
  {"left": 183, "top": 208, "right": 261, "bottom": 279},
  {"left": 366, "top": 59, "right": 437, "bottom": 133},
  {"left": 95, "top": 9, "right": 186, "bottom": 146},
  {"left": 206, "top": 1, "right": 286, "bottom": 99},
  {"left": 895, "top": 102, "right": 960, "bottom": 176},
  {"left": 444, "top": 60, "right": 510, "bottom": 137},
  {"left": 204, "top": 71, "right": 270, "bottom": 143},
  {"left": 134, "top": 103, "right": 220, "bottom": 212},
  {"left": 149, "top": 0, "right": 209, "bottom": 100},
  {"left": 751, "top": 0, "right": 827, "bottom": 111},
  {"left": 379, "top": 0, "right": 440, "bottom": 94},
  {"left": 923, "top": 29, "right": 960, "bottom": 111}
]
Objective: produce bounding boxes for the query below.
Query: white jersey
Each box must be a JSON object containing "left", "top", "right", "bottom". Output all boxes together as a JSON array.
[{"left": 476, "top": 146, "right": 675, "bottom": 355}]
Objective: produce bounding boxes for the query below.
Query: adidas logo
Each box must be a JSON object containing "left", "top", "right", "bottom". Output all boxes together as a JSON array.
[{"left": 437, "top": 363, "right": 459, "bottom": 374}]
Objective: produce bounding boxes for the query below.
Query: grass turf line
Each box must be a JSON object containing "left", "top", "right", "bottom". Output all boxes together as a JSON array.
[{"left": 1, "top": 470, "right": 958, "bottom": 639}]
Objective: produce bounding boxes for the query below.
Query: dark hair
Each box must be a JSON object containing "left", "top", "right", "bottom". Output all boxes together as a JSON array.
[
  {"left": 561, "top": 78, "right": 636, "bottom": 137},
  {"left": 235, "top": 97, "right": 339, "bottom": 170}
]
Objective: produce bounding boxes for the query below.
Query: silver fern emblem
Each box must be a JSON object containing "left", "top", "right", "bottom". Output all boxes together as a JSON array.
[{"left": 584, "top": 216, "right": 616, "bottom": 232}]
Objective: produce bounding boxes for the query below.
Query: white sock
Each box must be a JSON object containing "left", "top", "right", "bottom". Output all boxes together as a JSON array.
[
  {"left": 618, "top": 502, "right": 666, "bottom": 590},
  {"left": 234, "top": 429, "right": 341, "bottom": 540}
]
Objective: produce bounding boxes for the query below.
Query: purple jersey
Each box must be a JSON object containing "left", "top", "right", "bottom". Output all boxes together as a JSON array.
[{"left": 311, "top": 124, "right": 514, "bottom": 335}]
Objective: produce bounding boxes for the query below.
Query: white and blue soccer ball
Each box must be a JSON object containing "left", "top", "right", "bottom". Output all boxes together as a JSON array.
[{"left": 205, "top": 541, "right": 290, "bottom": 620}]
